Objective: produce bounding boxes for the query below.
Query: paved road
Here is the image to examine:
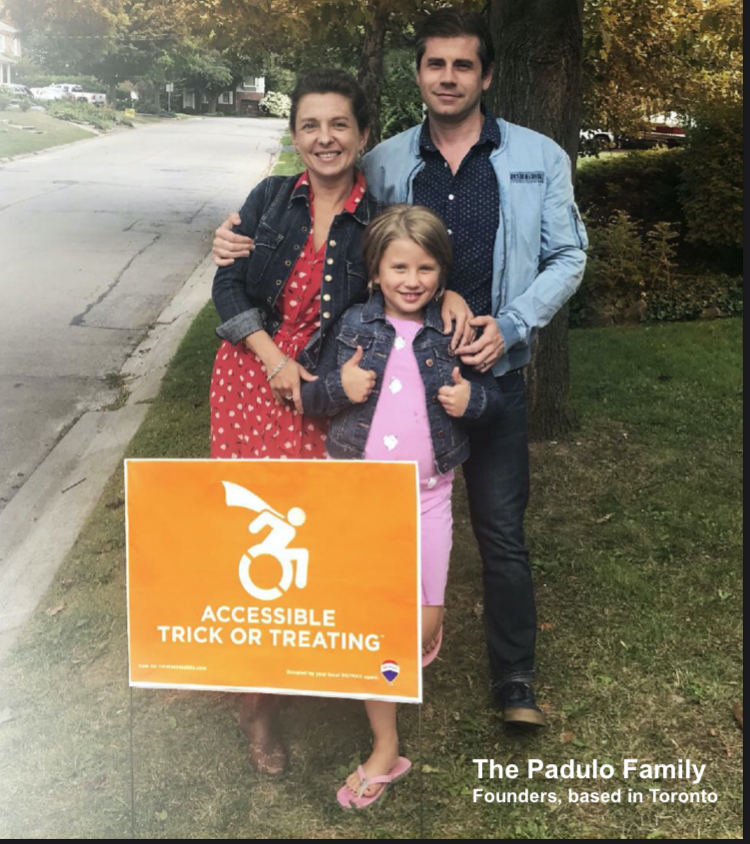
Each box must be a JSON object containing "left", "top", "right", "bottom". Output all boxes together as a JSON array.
[{"left": 0, "top": 116, "right": 286, "bottom": 510}]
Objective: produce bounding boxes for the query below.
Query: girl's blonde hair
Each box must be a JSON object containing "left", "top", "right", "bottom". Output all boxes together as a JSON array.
[{"left": 363, "top": 204, "right": 453, "bottom": 294}]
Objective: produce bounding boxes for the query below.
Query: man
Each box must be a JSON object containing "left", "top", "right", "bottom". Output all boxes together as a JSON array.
[{"left": 212, "top": 9, "right": 588, "bottom": 726}]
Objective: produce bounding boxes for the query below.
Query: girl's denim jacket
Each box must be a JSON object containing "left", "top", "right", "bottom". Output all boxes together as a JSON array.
[
  {"left": 301, "top": 291, "right": 506, "bottom": 475},
  {"left": 212, "top": 172, "right": 382, "bottom": 372}
]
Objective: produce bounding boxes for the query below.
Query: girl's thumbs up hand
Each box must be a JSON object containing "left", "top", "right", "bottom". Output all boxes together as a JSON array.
[
  {"left": 342, "top": 346, "right": 377, "bottom": 404},
  {"left": 438, "top": 366, "right": 471, "bottom": 417}
]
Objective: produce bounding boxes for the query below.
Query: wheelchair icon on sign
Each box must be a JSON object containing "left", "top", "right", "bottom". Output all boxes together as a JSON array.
[{"left": 222, "top": 481, "right": 310, "bottom": 602}]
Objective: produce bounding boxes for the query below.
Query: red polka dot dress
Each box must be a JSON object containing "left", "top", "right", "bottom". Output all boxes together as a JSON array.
[{"left": 210, "top": 171, "right": 368, "bottom": 460}]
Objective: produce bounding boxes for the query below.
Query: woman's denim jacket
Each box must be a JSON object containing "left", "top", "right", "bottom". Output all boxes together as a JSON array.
[
  {"left": 212, "top": 173, "right": 382, "bottom": 371},
  {"left": 301, "top": 291, "right": 506, "bottom": 475}
]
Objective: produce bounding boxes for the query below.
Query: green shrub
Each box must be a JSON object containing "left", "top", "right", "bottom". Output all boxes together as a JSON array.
[
  {"left": 571, "top": 212, "right": 742, "bottom": 326},
  {"left": 681, "top": 100, "right": 743, "bottom": 251},
  {"left": 0, "top": 86, "right": 11, "bottom": 110},
  {"left": 645, "top": 274, "right": 743, "bottom": 322},
  {"left": 136, "top": 101, "right": 163, "bottom": 115},
  {"left": 45, "top": 100, "right": 131, "bottom": 131},
  {"left": 576, "top": 148, "right": 686, "bottom": 231}
]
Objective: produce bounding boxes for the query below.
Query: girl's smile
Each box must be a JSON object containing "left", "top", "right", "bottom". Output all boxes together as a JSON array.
[{"left": 374, "top": 239, "right": 442, "bottom": 322}]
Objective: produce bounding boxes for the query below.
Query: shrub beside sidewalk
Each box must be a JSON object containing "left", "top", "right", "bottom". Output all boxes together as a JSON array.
[{"left": 0, "top": 309, "right": 742, "bottom": 839}]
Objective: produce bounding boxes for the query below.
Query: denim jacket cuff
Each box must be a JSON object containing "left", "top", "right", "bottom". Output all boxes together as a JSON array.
[
  {"left": 325, "top": 369, "right": 351, "bottom": 409},
  {"left": 215, "top": 309, "right": 266, "bottom": 345},
  {"left": 496, "top": 313, "right": 523, "bottom": 353},
  {"left": 463, "top": 381, "right": 488, "bottom": 421}
]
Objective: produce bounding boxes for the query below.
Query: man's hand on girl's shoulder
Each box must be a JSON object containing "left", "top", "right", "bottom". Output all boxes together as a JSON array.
[
  {"left": 439, "top": 290, "right": 475, "bottom": 350},
  {"left": 213, "top": 212, "right": 256, "bottom": 267},
  {"left": 455, "top": 316, "right": 505, "bottom": 372}
]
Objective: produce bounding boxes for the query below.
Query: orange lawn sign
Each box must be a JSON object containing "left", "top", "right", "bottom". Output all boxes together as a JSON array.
[{"left": 125, "top": 459, "right": 421, "bottom": 703}]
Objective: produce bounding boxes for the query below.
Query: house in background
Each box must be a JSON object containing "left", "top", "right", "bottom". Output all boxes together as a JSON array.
[
  {"left": 181, "top": 76, "right": 267, "bottom": 116},
  {"left": 0, "top": 20, "right": 21, "bottom": 85}
]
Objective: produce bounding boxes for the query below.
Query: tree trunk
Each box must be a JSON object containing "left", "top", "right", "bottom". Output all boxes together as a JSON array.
[
  {"left": 107, "top": 82, "right": 118, "bottom": 107},
  {"left": 489, "top": 0, "right": 585, "bottom": 441},
  {"left": 358, "top": 0, "right": 391, "bottom": 149}
]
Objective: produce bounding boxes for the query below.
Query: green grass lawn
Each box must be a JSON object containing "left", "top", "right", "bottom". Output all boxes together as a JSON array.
[
  {"left": 0, "top": 315, "right": 741, "bottom": 839},
  {"left": 0, "top": 109, "right": 96, "bottom": 158}
]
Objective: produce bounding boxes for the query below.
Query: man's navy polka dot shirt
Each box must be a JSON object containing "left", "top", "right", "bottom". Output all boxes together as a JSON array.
[{"left": 412, "top": 107, "right": 501, "bottom": 318}]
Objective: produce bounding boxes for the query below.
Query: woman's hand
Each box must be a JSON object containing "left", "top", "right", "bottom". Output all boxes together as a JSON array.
[
  {"left": 268, "top": 359, "right": 318, "bottom": 415},
  {"left": 245, "top": 332, "right": 317, "bottom": 414},
  {"left": 438, "top": 367, "right": 471, "bottom": 418},
  {"left": 439, "top": 290, "right": 475, "bottom": 351},
  {"left": 341, "top": 346, "right": 377, "bottom": 404}
]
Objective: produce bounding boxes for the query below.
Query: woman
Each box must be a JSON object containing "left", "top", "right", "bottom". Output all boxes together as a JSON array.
[{"left": 210, "top": 69, "right": 473, "bottom": 776}]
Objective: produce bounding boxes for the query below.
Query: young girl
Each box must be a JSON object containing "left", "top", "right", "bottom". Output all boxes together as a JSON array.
[{"left": 301, "top": 204, "right": 505, "bottom": 809}]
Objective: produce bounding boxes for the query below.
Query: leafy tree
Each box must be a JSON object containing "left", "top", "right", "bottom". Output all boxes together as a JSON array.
[
  {"left": 583, "top": 0, "right": 743, "bottom": 132},
  {"left": 6, "top": 0, "right": 188, "bottom": 102},
  {"left": 171, "top": 39, "right": 234, "bottom": 113},
  {"left": 189, "top": 0, "right": 483, "bottom": 144}
]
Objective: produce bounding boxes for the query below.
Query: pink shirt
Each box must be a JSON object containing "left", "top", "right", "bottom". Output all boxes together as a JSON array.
[{"left": 364, "top": 317, "right": 453, "bottom": 493}]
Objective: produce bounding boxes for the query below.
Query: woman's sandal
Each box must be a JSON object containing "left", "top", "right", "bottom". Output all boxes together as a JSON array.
[
  {"left": 422, "top": 625, "right": 443, "bottom": 668},
  {"left": 336, "top": 757, "right": 412, "bottom": 810}
]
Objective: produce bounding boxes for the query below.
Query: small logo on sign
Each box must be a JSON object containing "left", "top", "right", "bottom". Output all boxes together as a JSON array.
[{"left": 381, "top": 661, "right": 400, "bottom": 683}]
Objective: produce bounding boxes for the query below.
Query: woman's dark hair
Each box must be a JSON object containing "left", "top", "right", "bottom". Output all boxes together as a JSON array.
[
  {"left": 415, "top": 9, "right": 495, "bottom": 78},
  {"left": 289, "top": 69, "right": 370, "bottom": 134}
]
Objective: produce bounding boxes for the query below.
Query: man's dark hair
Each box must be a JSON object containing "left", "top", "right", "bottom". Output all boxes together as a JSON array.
[
  {"left": 415, "top": 9, "right": 495, "bottom": 77},
  {"left": 289, "top": 69, "right": 370, "bottom": 134}
]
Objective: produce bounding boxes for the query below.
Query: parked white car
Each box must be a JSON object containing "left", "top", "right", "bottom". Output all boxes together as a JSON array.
[
  {"left": 32, "top": 84, "right": 106, "bottom": 105},
  {"left": 5, "top": 83, "right": 33, "bottom": 98}
]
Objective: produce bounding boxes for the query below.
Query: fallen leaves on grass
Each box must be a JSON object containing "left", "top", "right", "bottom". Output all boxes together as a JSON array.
[
  {"left": 45, "top": 602, "right": 65, "bottom": 617},
  {"left": 733, "top": 703, "right": 743, "bottom": 729},
  {"left": 561, "top": 732, "right": 575, "bottom": 743},
  {"left": 539, "top": 622, "right": 556, "bottom": 631},
  {"left": 597, "top": 513, "right": 615, "bottom": 524}
]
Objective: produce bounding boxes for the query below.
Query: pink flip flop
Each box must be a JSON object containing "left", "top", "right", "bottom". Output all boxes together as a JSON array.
[
  {"left": 336, "top": 756, "right": 412, "bottom": 810},
  {"left": 422, "top": 625, "right": 443, "bottom": 668}
]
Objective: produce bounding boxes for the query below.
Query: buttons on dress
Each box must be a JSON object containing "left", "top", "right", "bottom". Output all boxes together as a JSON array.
[
  {"left": 425, "top": 359, "right": 434, "bottom": 367},
  {"left": 323, "top": 294, "right": 331, "bottom": 302},
  {"left": 323, "top": 311, "right": 331, "bottom": 320},
  {"left": 329, "top": 240, "right": 337, "bottom": 247},
  {"left": 327, "top": 258, "right": 334, "bottom": 265},
  {"left": 325, "top": 275, "right": 333, "bottom": 282}
]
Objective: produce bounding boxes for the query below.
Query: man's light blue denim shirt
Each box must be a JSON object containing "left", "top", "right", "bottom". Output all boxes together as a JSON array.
[{"left": 362, "top": 117, "right": 589, "bottom": 376}]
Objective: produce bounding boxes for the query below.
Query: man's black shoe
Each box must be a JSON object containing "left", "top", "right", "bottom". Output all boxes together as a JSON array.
[{"left": 495, "top": 681, "right": 547, "bottom": 727}]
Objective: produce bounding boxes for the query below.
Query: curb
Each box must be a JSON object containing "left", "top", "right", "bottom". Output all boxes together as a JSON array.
[{"left": 0, "top": 255, "right": 214, "bottom": 665}]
